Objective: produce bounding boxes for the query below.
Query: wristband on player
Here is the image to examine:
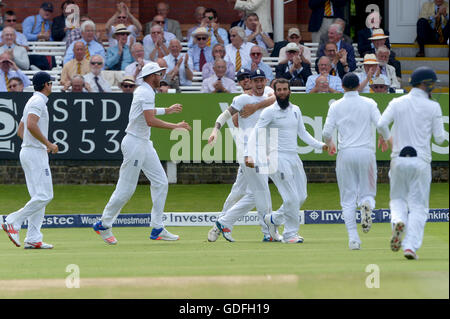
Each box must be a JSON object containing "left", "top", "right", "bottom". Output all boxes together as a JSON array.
[
  {"left": 155, "top": 108, "right": 166, "bottom": 115},
  {"left": 215, "top": 109, "right": 232, "bottom": 128}
]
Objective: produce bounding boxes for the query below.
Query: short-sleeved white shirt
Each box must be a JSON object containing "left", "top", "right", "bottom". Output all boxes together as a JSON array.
[
  {"left": 125, "top": 82, "right": 155, "bottom": 140},
  {"left": 21, "top": 91, "right": 49, "bottom": 150}
]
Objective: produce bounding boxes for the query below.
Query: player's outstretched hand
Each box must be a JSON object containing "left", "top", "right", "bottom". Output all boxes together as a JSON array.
[
  {"left": 324, "top": 142, "right": 336, "bottom": 155},
  {"left": 167, "top": 103, "right": 183, "bottom": 114},
  {"left": 378, "top": 135, "right": 390, "bottom": 152},
  {"left": 245, "top": 156, "right": 255, "bottom": 168},
  {"left": 176, "top": 121, "right": 192, "bottom": 131},
  {"left": 208, "top": 128, "right": 218, "bottom": 145},
  {"left": 47, "top": 143, "right": 59, "bottom": 154}
]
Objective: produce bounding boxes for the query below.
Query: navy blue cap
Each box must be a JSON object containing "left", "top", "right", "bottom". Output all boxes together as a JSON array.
[
  {"left": 342, "top": 72, "right": 359, "bottom": 89},
  {"left": 32, "top": 71, "right": 55, "bottom": 87},
  {"left": 399, "top": 146, "right": 417, "bottom": 157},
  {"left": 250, "top": 69, "right": 266, "bottom": 79},
  {"left": 236, "top": 68, "right": 251, "bottom": 81},
  {"left": 40, "top": 2, "right": 54, "bottom": 12}
]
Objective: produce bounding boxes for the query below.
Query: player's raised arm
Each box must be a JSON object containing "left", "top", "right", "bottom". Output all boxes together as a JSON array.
[
  {"left": 143, "top": 109, "right": 191, "bottom": 130},
  {"left": 208, "top": 106, "right": 239, "bottom": 145}
]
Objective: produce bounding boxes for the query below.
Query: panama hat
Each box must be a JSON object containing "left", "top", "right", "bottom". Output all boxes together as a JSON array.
[
  {"left": 363, "top": 53, "right": 379, "bottom": 65},
  {"left": 368, "top": 28, "right": 389, "bottom": 40}
]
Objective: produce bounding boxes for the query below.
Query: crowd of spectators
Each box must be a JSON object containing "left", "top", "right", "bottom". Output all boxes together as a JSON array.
[{"left": 1, "top": 0, "right": 445, "bottom": 94}]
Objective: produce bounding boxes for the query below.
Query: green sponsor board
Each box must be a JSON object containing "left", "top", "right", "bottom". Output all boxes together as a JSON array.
[{"left": 152, "top": 93, "right": 449, "bottom": 162}]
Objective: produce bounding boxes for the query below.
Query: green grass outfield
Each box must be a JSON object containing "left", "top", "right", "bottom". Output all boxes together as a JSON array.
[
  {"left": 0, "top": 183, "right": 448, "bottom": 299},
  {"left": 1, "top": 183, "right": 449, "bottom": 213}
]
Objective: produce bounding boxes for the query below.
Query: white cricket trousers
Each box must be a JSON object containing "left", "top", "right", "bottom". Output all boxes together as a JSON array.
[
  {"left": 218, "top": 163, "right": 271, "bottom": 236},
  {"left": 6, "top": 148, "right": 53, "bottom": 243},
  {"left": 389, "top": 157, "right": 431, "bottom": 253},
  {"left": 101, "top": 134, "right": 168, "bottom": 229},
  {"left": 219, "top": 166, "right": 246, "bottom": 218},
  {"left": 269, "top": 152, "right": 307, "bottom": 240},
  {"left": 336, "top": 148, "right": 377, "bottom": 244}
]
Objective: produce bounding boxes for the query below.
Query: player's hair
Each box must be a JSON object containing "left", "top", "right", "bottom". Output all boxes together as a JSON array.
[{"left": 273, "top": 78, "right": 290, "bottom": 91}]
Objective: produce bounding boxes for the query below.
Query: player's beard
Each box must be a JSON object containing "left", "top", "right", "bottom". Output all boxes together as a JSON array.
[{"left": 276, "top": 94, "right": 290, "bottom": 109}]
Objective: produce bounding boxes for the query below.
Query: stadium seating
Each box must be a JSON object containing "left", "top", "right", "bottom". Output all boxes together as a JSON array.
[{"left": 23, "top": 41, "right": 365, "bottom": 93}]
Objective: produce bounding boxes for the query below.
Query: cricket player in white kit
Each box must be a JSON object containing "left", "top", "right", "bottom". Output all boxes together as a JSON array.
[
  {"left": 207, "top": 69, "right": 276, "bottom": 242},
  {"left": 2, "top": 72, "right": 58, "bottom": 249},
  {"left": 247, "top": 78, "right": 330, "bottom": 243},
  {"left": 377, "top": 66, "right": 446, "bottom": 260},
  {"left": 322, "top": 73, "right": 383, "bottom": 250},
  {"left": 93, "top": 62, "right": 191, "bottom": 245}
]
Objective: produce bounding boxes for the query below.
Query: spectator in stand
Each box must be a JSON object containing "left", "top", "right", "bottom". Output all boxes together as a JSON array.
[
  {"left": 187, "top": 6, "right": 206, "bottom": 40},
  {"left": 308, "top": 74, "right": 335, "bottom": 93},
  {"left": 6, "top": 76, "right": 24, "bottom": 92},
  {"left": 244, "top": 13, "right": 274, "bottom": 52},
  {"left": 60, "top": 41, "right": 90, "bottom": 89},
  {"left": 119, "top": 75, "right": 136, "bottom": 93},
  {"left": 158, "top": 79, "right": 170, "bottom": 93},
  {"left": 360, "top": 27, "right": 401, "bottom": 79},
  {"left": 202, "top": 43, "right": 235, "bottom": 81},
  {"left": 315, "top": 41, "right": 349, "bottom": 79},
  {"left": 308, "top": 0, "right": 347, "bottom": 43},
  {"left": 188, "top": 27, "right": 213, "bottom": 72},
  {"left": 0, "top": 51, "right": 30, "bottom": 92},
  {"left": 163, "top": 39, "right": 194, "bottom": 87},
  {"left": 368, "top": 76, "right": 389, "bottom": 93},
  {"left": 105, "top": 2, "right": 142, "bottom": 48},
  {"left": 105, "top": 24, "right": 134, "bottom": 71},
  {"left": 224, "top": 26, "right": 255, "bottom": 72},
  {"left": 84, "top": 55, "right": 112, "bottom": 92},
  {"left": 416, "top": 0, "right": 449, "bottom": 57},
  {"left": 230, "top": 9, "right": 246, "bottom": 29},
  {"left": 0, "top": 11, "right": 29, "bottom": 49},
  {"left": 305, "top": 56, "right": 343, "bottom": 93},
  {"left": 143, "top": 24, "right": 172, "bottom": 61},
  {"left": 63, "top": 74, "right": 91, "bottom": 92},
  {"left": 227, "top": 0, "right": 273, "bottom": 36},
  {"left": 356, "top": 53, "right": 390, "bottom": 93},
  {"left": 274, "top": 28, "right": 311, "bottom": 65},
  {"left": 243, "top": 45, "right": 273, "bottom": 83},
  {"left": 317, "top": 23, "right": 357, "bottom": 72},
  {"left": 64, "top": 20, "right": 106, "bottom": 66},
  {"left": 157, "top": 57, "right": 179, "bottom": 92},
  {"left": 51, "top": 0, "right": 75, "bottom": 42},
  {"left": 201, "top": 58, "right": 238, "bottom": 93},
  {"left": 275, "top": 42, "right": 312, "bottom": 87},
  {"left": 376, "top": 45, "right": 401, "bottom": 90},
  {"left": 0, "top": 27, "right": 29, "bottom": 70},
  {"left": 22, "top": 2, "right": 55, "bottom": 70},
  {"left": 144, "top": 2, "right": 182, "bottom": 40},
  {"left": 319, "top": 17, "right": 352, "bottom": 47},
  {"left": 22, "top": 2, "right": 53, "bottom": 42},
  {"left": 188, "top": 8, "right": 229, "bottom": 49},
  {"left": 124, "top": 42, "right": 150, "bottom": 85},
  {"left": 357, "top": 11, "right": 391, "bottom": 57}
]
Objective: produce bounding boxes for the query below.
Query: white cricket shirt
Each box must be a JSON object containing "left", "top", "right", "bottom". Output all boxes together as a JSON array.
[
  {"left": 253, "top": 102, "right": 325, "bottom": 155},
  {"left": 377, "top": 88, "right": 446, "bottom": 163},
  {"left": 322, "top": 91, "right": 381, "bottom": 152},
  {"left": 125, "top": 81, "right": 155, "bottom": 140},
  {"left": 21, "top": 91, "right": 49, "bottom": 150}
]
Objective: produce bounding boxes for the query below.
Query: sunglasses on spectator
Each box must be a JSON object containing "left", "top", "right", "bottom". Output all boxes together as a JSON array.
[
  {"left": 205, "top": 16, "right": 214, "bottom": 20},
  {"left": 287, "top": 50, "right": 298, "bottom": 54},
  {"left": 91, "top": 62, "right": 103, "bottom": 65},
  {"left": 47, "top": 81, "right": 53, "bottom": 86},
  {"left": 6, "top": 19, "right": 17, "bottom": 22},
  {"left": 118, "top": 16, "right": 127, "bottom": 19},
  {"left": 251, "top": 52, "right": 262, "bottom": 56},
  {"left": 371, "top": 85, "right": 386, "bottom": 89},
  {"left": 196, "top": 37, "right": 207, "bottom": 41},
  {"left": 154, "top": 20, "right": 165, "bottom": 24},
  {"left": 122, "top": 84, "right": 135, "bottom": 88},
  {"left": 7, "top": 83, "right": 18, "bottom": 89}
]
